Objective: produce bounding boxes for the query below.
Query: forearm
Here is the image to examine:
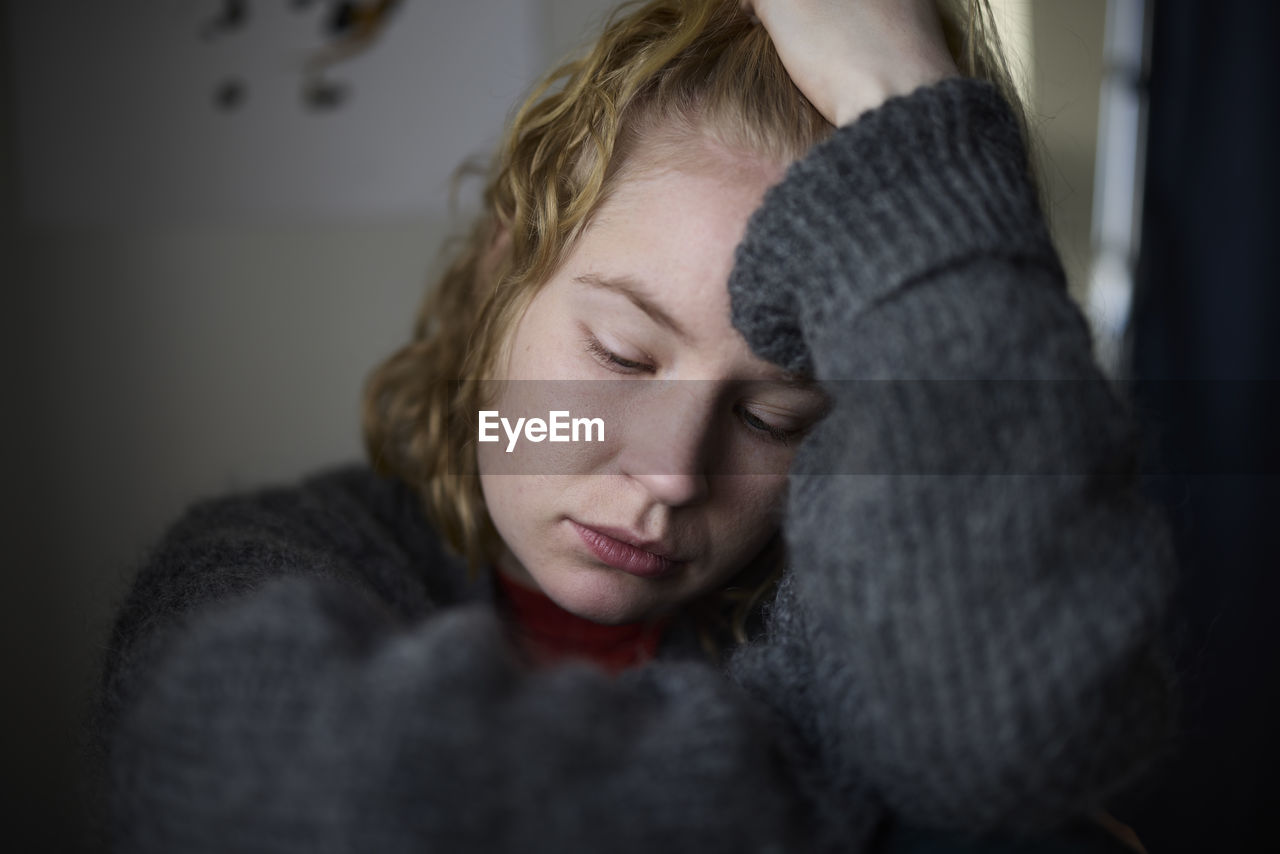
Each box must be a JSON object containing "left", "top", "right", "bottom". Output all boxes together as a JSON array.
[
  {"left": 744, "top": 0, "right": 959, "bottom": 126},
  {"left": 729, "top": 78, "right": 1176, "bottom": 830},
  {"left": 786, "top": 275, "right": 1175, "bottom": 830}
]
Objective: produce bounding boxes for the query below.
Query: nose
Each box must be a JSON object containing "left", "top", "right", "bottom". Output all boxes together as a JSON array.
[{"left": 622, "top": 383, "right": 712, "bottom": 507}]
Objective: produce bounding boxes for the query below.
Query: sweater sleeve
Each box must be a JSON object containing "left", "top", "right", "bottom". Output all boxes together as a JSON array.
[
  {"left": 101, "top": 469, "right": 825, "bottom": 853},
  {"left": 727, "top": 79, "right": 1176, "bottom": 832}
]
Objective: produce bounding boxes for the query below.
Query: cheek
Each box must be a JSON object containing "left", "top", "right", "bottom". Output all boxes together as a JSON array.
[
  {"left": 477, "top": 369, "right": 630, "bottom": 477},
  {"left": 687, "top": 476, "right": 787, "bottom": 594},
  {"left": 475, "top": 397, "right": 620, "bottom": 477},
  {"left": 478, "top": 471, "right": 565, "bottom": 570},
  {"left": 477, "top": 469, "right": 533, "bottom": 529},
  {"left": 712, "top": 475, "right": 788, "bottom": 545}
]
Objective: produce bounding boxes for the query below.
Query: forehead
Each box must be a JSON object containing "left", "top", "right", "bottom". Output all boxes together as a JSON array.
[
  {"left": 613, "top": 130, "right": 788, "bottom": 202},
  {"left": 575, "top": 136, "right": 786, "bottom": 294}
]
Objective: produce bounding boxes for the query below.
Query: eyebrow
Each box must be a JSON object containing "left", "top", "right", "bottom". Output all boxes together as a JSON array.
[{"left": 573, "top": 272, "right": 693, "bottom": 343}]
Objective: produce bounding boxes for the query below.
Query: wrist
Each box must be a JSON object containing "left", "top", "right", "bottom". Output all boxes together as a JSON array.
[{"left": 833, "top": 62, "right": 959, "bottom": 127}]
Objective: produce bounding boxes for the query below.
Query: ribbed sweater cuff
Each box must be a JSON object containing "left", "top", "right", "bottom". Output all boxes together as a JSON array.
[{"left": 730, "top": 77, "right": 1056, "bottom": 375}]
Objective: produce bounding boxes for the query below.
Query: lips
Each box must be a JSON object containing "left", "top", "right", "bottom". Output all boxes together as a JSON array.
[{"left": 570, "top": 520, "right": 684, "bottom": 579}]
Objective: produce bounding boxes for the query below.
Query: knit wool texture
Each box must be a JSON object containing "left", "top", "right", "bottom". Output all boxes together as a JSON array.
[
  {"left": 98, "top": 78, "right": 1175, "bottom": 853},
  {"left": 728, "top": 77, "right": 1175, "bottom": 828}
]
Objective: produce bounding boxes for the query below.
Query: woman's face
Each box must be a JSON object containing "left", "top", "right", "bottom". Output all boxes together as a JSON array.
[{"left": 477, "top": 136, "right": 825, "bottom": 624}]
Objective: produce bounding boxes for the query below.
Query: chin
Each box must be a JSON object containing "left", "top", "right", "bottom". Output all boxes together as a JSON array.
[{"left": 542, "top": 568, "right": 664, "bottom": 625}]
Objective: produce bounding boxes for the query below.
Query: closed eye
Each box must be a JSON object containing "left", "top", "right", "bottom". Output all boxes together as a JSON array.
[
  {"left": 735, "top": 404, "right": 803, "bottom": 446},
  {"left": 583, "top": 334, "right": 653, "bottom": 374}
]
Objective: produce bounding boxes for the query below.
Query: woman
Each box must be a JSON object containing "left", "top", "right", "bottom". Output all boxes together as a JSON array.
[{"left": 99, "top": 0, "right": 1172, "bottom": 850}]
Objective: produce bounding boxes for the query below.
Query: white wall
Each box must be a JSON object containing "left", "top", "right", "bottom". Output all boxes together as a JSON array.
[{"left": 1028, "top": 0, "right": 1108, "bottom": 302}]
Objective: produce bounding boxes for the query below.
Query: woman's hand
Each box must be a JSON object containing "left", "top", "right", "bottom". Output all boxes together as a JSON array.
[{"left": 741, "top": 0, "right": 958, "bottom": 126}]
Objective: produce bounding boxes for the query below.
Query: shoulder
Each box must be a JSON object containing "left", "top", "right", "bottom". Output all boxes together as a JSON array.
[
  {"left": 145, "top": 463, "right": 467, "bottom": 613},
  {"left": 101, "top": 464, "right": 474, "bottom": 701}
]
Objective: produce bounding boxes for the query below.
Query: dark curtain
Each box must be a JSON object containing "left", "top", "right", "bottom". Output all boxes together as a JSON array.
[{"left": 1123, "top": 0, "right": 1280, "bottom": 851}]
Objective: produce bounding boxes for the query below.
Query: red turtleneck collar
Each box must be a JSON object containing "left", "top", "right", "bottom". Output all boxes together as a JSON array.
[{"left": 494, "top": 570, "right": 671, "bottom": 674}]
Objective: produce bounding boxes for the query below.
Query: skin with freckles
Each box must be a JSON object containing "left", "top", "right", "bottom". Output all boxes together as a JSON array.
[{"left": 477, "top": 137, "right": 827, "bottom": 625}]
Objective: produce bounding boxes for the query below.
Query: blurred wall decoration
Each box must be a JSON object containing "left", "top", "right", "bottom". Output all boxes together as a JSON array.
[
  {"left": 11, "top": 0, "right": 532, "bottom": 225},
  {"left": 202, "top": 0, "right": 407, "bottom": 113}
]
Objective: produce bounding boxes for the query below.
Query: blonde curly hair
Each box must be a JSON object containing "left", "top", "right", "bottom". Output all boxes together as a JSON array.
[{"left": 363, "top": 0, "right": 1025, "bottom": 647}]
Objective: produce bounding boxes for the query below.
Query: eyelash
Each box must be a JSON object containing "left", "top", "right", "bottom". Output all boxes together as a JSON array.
[
  {"left": 735, "top": 406, "right": 799, "bottom": 446},
  {"left": 583, "top": 334, "right": 653, "bottom": 374},
  {"left": 583, "top": 334, "right": 801, "bottom": 446}
]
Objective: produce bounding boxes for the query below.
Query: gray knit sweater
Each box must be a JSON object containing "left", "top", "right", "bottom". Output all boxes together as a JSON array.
[{"left": 100, "top": 79, "right": 1174, "bottom": 853}]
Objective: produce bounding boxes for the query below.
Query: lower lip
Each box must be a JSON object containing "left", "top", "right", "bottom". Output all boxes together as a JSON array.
[{"left": 571, "top": 521, "right": 680, "bottom": 579}]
